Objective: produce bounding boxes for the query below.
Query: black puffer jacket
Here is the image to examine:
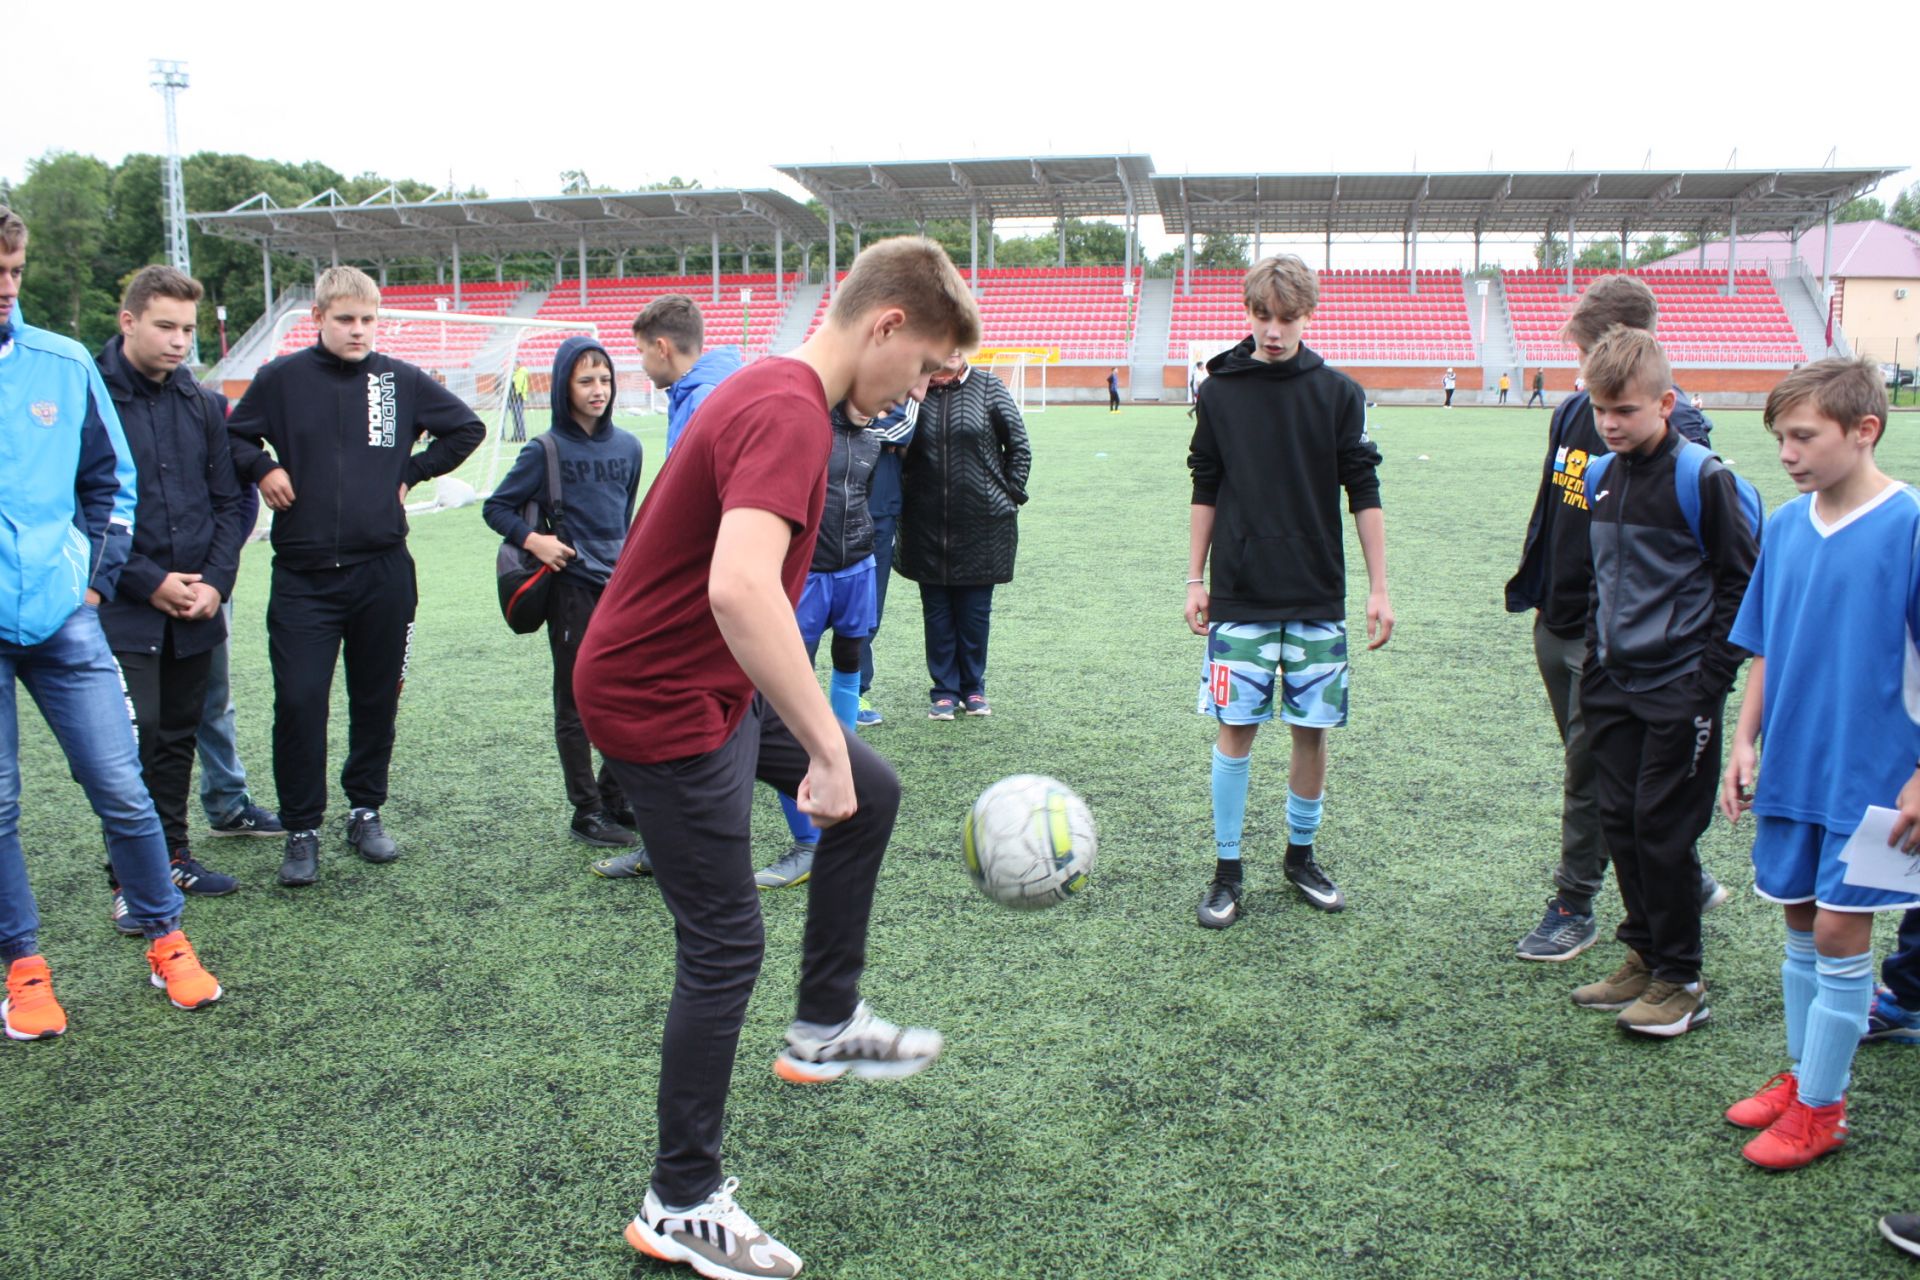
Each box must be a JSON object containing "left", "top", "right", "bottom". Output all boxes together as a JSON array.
[
  {"left": 813, "top": 405, "right": 881, "bottom": 572},
  {"left": 896, "top": 367, "right": 1031, "bottom": 586}
]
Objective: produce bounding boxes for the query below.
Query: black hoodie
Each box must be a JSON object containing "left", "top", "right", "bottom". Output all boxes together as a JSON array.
[
  {"left": 1189, "top": 338, "right": 1381, "bottom": 620},
  {"left": 227, "top": 341, "right": 484, "bottom": 571}
]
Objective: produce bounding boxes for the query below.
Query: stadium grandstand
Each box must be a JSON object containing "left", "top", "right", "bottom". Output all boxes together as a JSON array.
[{"left": 192, "top": 159, "right": 1899, "bottom": 407}]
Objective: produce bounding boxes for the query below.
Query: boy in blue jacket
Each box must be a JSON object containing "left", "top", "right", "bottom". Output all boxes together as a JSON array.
[
  {"left": 632, "top": 295, "right": 742, "bottom": 455},
  {"left": 483, "top": 336, "right": 643, "bottom": 855},
  {"left": 0, "top": 207, "right": 223, "bottom": 1038}
]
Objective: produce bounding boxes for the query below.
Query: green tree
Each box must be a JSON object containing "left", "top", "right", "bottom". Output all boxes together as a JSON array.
[
  {"left": 1533, "top": 231, "right": 1568, "bottom": 270},
  {"left": 1888, "top": 183, "right": 1920, "bottom": 232},
  {"left": 14, "top": 152, "right": 117, "bottom": 344},
  {"left": 1836, "top": 194, "right": 1884, "bottom": 222},
  {"left": 1575, "top": 241, "right": 1622, "bottom": 269},
  {"left": 1631, "top": 233, "right": 1674, "bottom": 267}
]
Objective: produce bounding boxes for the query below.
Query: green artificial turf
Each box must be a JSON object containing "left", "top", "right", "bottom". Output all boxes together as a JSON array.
[{"left": 3, "top": 404, "right": 1918, "bottom": 1279}]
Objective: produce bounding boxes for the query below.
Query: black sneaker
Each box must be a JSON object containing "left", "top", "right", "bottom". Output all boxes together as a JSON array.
[
  {"left": 109, "top": 890, "right": 143, "bottom": 937},
  {"left": 570, "top": 810, "right": 639, "bottom": 848},
  {"left": 170, "top": 851, "right": 238, "bottom": 897},
  {"left": 345, "top": 808, "right": 398, "bottom": 863},
  {"left": 206, "top": 802, "right": 284, "bottom": 838},
  {"left": 1196, "top": 878, "right": 1243, "bottom": 929},
  {"left": 605, "top": 805, "right": 639, "bottom": 831},
  {"left": 1284, "top": 848, "right": 1345, "bottom": 912},
  {"left": 1880, "top": 1213, "right": 1920, "bottom": 1260},
  {"left": 1516, "top": 897, "right": 1598, "bottom": 962},
  {"left": 279, "top": 829, "right": 320, "bottom": 886}
]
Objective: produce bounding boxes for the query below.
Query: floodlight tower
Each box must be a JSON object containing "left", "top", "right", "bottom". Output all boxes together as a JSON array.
[{"left": 151, "top": 58, "right": 197, "bottom": 363}]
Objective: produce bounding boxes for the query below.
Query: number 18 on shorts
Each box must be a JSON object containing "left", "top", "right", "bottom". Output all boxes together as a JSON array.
[{"left": 1196, "top": 620, "right": 1349, "bottom": 728}]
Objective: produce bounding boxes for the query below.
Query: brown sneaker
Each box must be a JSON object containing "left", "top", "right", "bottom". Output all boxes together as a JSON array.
[
  {"left": 1571, "top": 950, "right": 1651, "bottom": 1010},
  {"left": 1617, "top": 978, "right": 1711, "bottom": 1037}
]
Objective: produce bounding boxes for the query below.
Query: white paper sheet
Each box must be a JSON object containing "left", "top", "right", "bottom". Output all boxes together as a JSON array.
[{"left": 1838, "top": 807, "right": 1920, "bottom": 895}]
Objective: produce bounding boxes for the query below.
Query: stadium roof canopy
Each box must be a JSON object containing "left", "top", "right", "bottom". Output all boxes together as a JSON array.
[
  {"left": 191, "top": 186, "right": 827, "bottom": 262},
  {"left": 775, "top": 155, "right": 1156, "bottom": 223},
  {"left": 1153, "top": 168, "right": 1902, "bottom": 241}
]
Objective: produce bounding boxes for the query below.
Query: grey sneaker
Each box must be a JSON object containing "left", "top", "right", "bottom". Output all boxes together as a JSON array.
[
  {"left": 279, "top": 829, "right": 320, "bottom": 886},
  {"left": 755, "top": 843, "right": 816, "bottom": 890},
  {"left": 1571, "top": 950, "right": 1652, "bottom": 1010},
  {"left": 773, "top": 999, "right": 943, "bottom": 1084},
  {"left": 1516, "top": 897, "right": 1599, "bottom": 962},
  {"left": 623, "top": 1176, "right": 802, "bottom": 1279},
  {"left": 1617, "top": 978, "right": 1711, "bottom": 1037},
  {"left": 590, "top": 847, "right": 653, "bottom": 878},
  {"left": 345, "top": 808, "right": 398, "bottom": 863},
  {"left": 1701, "top": 874, "right": 1730, "bottom": 913}
]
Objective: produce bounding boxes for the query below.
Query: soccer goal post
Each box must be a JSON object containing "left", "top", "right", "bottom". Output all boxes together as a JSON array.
[{"left": 982, "top": 348, "right": 1050, "bottom": 414}]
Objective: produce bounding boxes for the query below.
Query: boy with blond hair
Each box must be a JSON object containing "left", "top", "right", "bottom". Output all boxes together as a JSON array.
[
  {"left": 578, "top": 237, "right": 976, "bottom": 1277},
  {"left": 1508, "top": 274, "right": 1722, "bottom": 962},
  {"left": 1566, "top": 326, "right": 1757, "bottom": 1036},
  {"left": 1719, "top": 358, "right": 1920, "bottom": 1168},
  {"left": 228, "top": 267, "right": 483, "bottom": 886},
  {"left": 1187, "top": 255, "right": 1392, "bottom": 928}
]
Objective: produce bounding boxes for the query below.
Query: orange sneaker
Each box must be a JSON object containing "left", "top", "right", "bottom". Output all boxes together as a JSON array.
[
  {"left": 1726, "top": 1070, "right": 1799, "bottom": 1129},
  {"left": 4, "top": 955, "right": 67, "bottom": 1040},
  {"left": 145, "top": 930, "right": 222, "bottom": 1010},
  {"left": 1742, "top": 1096, "right": 1848, "bottom": 1170}
]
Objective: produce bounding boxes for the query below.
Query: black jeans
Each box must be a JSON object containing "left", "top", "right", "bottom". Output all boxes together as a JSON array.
[
  {"left": 267, "top": 547, "right": 417, "bottom": 831},
  {"left": 920, "top": 583, "right": 994, "bottom": 702},
  {"left": 858, "top": 513, "right": 898, "bottom": 696},
  {"left": 117, "top": 629, "right": 213, "bottom": 853},
  {"left": 1883, "top": 909, "right": 1920, "bottom": 1008},
  {"left": 605, "top": 697, "right": 900, "bottom": 1206},
  {"left": 546, "top": 578, "right": 625, "bottom": 819},
  {"left": 1582, "top": 667, "right": 1724, "bottom": 984}
]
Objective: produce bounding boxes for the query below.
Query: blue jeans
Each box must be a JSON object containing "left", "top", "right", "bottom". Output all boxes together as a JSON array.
[
  {"left": 1883, "top": 908, "right": 1920, "bottom": 1009},
  {"left": 858, "top": 514, "right": 898, "bottom": 696},
  {"left": 0, "top": 606, "right": 182, "bottom": 958},
  {"left": 196, "top": 603, "right": 253, "bottom": 824},
  {"left": 919, "top": 583, "right": 994, "bottom": 703}
]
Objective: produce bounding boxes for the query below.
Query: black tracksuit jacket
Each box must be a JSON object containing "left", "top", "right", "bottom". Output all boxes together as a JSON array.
[
  {"left": 1189, "top": 338, "right": 1381, "bottom": 621},
  {"left": 812, "top": 407, "right": 880, "bottom": 574},
  {"left": 226, "top": 343, "right": 484, "bottom": 571}
]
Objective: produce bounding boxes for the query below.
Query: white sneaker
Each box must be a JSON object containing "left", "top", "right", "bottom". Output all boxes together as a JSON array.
[
  {"left": 772, "top": 1000, "right": 943, "bottom": 1084},
  {"left": 624, "top": 1177, "right": 802, "bottom": 1280}
]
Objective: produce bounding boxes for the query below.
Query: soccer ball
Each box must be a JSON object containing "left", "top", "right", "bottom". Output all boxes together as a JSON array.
[{"left": 962, "top": 775, "right": 1096, "bottom": 910}]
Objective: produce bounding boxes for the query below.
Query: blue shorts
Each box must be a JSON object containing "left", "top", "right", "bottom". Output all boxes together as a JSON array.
[
  {"left": 796, "top": 556, "right": 877, "bottom": 647},
  {"left": 1195, "top": 619, "right": 1349, "bottom": 728},
  {"left": 1750, "top": 815, "right": 1920, "bottom": 913}
]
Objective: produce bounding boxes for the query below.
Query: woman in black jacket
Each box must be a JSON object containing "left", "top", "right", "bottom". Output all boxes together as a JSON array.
[{"left": 895, "top": 353, "right": 1031, "bottom": 718}]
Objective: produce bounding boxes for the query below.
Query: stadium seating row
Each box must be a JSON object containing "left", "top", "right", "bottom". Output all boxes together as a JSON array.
[{"left": 1502, "top": 269, "right": 1805, "bottom": 363}]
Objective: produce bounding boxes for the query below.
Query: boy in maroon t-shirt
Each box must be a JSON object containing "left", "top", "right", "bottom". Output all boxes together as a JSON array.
[{"left": 578, "top": 238, "right": 980, "bottom": 1279}]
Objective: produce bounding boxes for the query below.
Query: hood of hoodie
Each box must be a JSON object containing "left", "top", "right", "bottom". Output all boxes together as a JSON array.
[
  {"left": 668, "top": 347, "right": 744, "bottom": 416},
  {"left": 551, "top": 334, "right": 618, "bottom": 438},
  {"left": 1205, "top": 335, "right": 1326, "bottom": 380}
]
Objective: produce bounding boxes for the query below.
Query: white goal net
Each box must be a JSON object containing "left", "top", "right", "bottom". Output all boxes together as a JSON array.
[{"left": 985, "top": 350, "right": 1048, "bottom": 414}]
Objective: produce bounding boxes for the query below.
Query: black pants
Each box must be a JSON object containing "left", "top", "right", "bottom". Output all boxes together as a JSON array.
[
  {"left": 547, "top": 578, "right": 625, "bottom": 819},
  {"left": 1582, "top": 667, "right": 1724, "bottom": 983},
  {"left": 1107, "top": 387, "right": 1120, "bottom": 411},
  {"left": 1883, "top": 909, "right": 1920, "bottom": 1009},
  {"left": 118, "top": 631, "right": 213, "bottom": 853},
  {"left": 1527, "top": 390, "right": 1546, "bottom": 408},
  {"left": 1499, "top": 389, "right": 1509, "bottom": 404},
  {"left": 267, "top": 547, "right": 417, "bottom": 831},
  {"left": 1444, "top": 388, "right": 1455, "bottom": 406},
  {"left": 605, "top": 698, "right": 900, "bottom": 1206},
  {"left": 920, "top": 583, "right": 994, "bottom": 702}
]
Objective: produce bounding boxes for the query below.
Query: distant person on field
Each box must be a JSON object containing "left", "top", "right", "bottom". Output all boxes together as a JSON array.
[
  {"left": 1507, "top": 273, "right": 1720, "bottom": 964},
  {"left": 0, "top": 206, "right": 224, "bottom": 1040},
  {"left": 93, "top": 266, "right": 249, "bottom": 923},
  {"left": 897, "top": 350, "right": 1031, "bottom": 720},
  {"left": 483, "top": 335, "right": 643, "bottom": 866},
  {"left": 1720, "top": 358, "right": 1920, "bottom": 1170},
  {"left": 1187, "top": 254, "right": 1393, "bottom": 930},
  {"left": 1527, "top": 368, "right": 1546, "bottom": 408},
  {"left": 508, "top": 364, "right": 530, "bottom": 441},
  {"left": 1565, "top": 326, "right": 1756, "bottom": 1039},
  {"left": 1498, "top": 371, "right": 1511, "bottom": 404},
  {"left": 1107, "top": 366, "right": 1121, "bottom": 412},
  {"left": 1188, "top": 360, "right": 1204, "bottom": 418},
  {"left": 227, "top": 266, "right": 484, "bottom": 887},
  {"left": 633, "top": 294, "right": 742, "bottom": 455},
  {"left": 1442, "top": 366, "right": 1456, "bottom": 407},
  {"left": 853, "top": 398, "right": 918, "bottom": 727}
]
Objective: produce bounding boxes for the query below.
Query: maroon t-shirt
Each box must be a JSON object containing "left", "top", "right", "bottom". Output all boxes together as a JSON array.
[{"left": 575, "top": 357, "right": 830, "bottom": 764}]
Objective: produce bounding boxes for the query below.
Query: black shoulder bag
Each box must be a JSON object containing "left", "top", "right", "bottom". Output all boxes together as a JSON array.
[{"left": 496, "top": 432, "right": 563, "bottom": 634}]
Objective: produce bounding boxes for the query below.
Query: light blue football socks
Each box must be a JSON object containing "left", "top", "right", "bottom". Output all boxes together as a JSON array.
[
  {"left": 1211, "top": 746, "right": 1250, "bottom": 861},
  {"left": 1782, "top": 927, "right": 1817, "bottom": 1068},
  {"left": 1286, "top": 789, "right": 1324, "bottom": 848},
  {"left": 1798, "top": 949, "right": 1873, "bottom": 1107}
]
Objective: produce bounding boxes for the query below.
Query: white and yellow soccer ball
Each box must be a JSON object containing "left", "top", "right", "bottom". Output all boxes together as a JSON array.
[{"left": 962, "top": 775, "right": 1096, "bottom": 910}]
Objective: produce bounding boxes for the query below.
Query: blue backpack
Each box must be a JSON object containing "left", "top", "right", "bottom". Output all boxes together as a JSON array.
[{"left": 1584, "top": 440, "right": 1764, "bottom": 558}]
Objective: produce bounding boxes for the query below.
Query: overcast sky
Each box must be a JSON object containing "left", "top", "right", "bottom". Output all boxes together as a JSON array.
[{"left": 11, "top": 0, "right": 1915, "bottom": 267}]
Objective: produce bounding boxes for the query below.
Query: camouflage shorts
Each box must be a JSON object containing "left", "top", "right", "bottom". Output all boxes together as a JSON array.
[{"left": 1195, "top": 620, "right": 1349, "bottom": 728}]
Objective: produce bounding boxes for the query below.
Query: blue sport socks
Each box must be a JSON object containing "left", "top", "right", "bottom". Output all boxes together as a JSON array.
[
  {"left": 1798, "top": 950, "right": 1873, "bottom": 1107},
  {"left": 829, "top": 669, "right": 861, "bottom": 730},
  {"left": 1782, "top": 927, "right": 1816, "bottom": 1068},
  {"left": 778, "top": 792, "right": 820, "bottom": 845},
  {"left": 1211, "top": 746, "right": 1250, "bottom": 862},
  {"left": 1286, "top": 789, "right": 1324, "bottom": 848}
]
